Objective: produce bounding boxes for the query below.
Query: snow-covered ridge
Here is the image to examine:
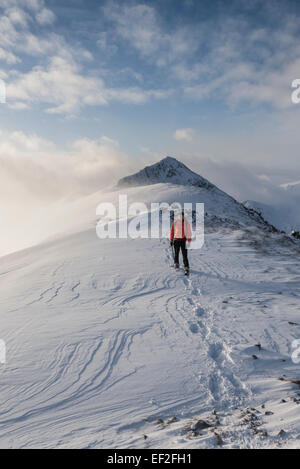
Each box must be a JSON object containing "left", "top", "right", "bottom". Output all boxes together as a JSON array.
[
  {"left": 1, "top": 202, "right": 300, "bottom": 448},
  {"left": 0, "top": 157, "right": 279, "bottom": 258},
  {"left": 117, "top": 156, "right": 279, "bottom": 233},
  {"left": 243, "top": 200, "right": 276, "bottom": 224},
  {"left": 118, "top": 156, "right": 214, "bottom": 189},
  {"left": 1, "top": 158, "right": 300, "bottom": 449}
]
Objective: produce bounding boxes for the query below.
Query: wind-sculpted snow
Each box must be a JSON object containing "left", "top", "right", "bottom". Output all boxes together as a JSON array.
[
  {"left": 0, "top": 224, "right": 300, "bottom": 448},
  {"left": 0, "top": 158, "right": 298, "bottom": 448}
]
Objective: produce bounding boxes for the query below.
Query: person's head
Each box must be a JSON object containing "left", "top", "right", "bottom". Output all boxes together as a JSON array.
[{"left": 177, "top": 211, "right": 185, "bottom": 221}]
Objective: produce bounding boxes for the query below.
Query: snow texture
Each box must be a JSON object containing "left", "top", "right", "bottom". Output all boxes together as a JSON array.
[{"left": 1, "top": 157, "right": 300, "bottom": 449}]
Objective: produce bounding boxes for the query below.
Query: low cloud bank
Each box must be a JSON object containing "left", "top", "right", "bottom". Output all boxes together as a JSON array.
[
  {"left": 0, "top": 131, "right": 142, "bottom": 256},
  {"left": 1, "top": 131, "right": 299, "bottom": 256}
]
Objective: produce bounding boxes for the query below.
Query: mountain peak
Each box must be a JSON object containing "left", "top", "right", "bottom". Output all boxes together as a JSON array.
[{"left": 117, "top": 156, "right": 214, "bottom": 189}]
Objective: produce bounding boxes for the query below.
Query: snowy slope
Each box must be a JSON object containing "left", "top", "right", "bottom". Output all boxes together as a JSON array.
[
  {"left": 0, "top": 157, "right": 273, "bottom": 258},
  {"left": 115, "top": 156, "right": 275, "bottom": 232},
  {"left": 1, "top": 158, "right": 300, "bottom": 449}
]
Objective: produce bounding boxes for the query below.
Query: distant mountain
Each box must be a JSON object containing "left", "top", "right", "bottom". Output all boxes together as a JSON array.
[
  {"left": 3, "top": 156, "right": 283, "bottom": 258},
  {"left": 117, "top": 156, "right": 280, "bottom": 233},
  {"left": 1, "top": 163, "right": 299, "bottom": 449},
  {"left": 118, "top": 156, "right": 214, "bottom": 189}
]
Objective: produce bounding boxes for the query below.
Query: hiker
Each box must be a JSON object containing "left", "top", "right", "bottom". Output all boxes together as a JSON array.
[{"left": 170, "top": 212, "right": 192, "bottom": 275}]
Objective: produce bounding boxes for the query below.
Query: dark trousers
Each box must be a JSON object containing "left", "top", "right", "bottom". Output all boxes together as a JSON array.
[{"left": 174, "top": 238, "right": 189, "bottom": 268}]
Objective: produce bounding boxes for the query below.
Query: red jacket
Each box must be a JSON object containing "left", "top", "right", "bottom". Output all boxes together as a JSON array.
[{"left": 170, "top": 220, "right": 192, "bottom": 242}]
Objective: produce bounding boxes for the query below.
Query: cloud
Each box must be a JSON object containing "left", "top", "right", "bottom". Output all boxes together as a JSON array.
[
  {"left": 103, "top": 2, "right": 199, "bottom": 66},
  {"left": 2, "top": 0, "right": 300, "bottom": 113},
  {"left": 7, "top": 56, "right": 105, "bottom": 113},
  {"left": 0, "top": 47, "right": 20, "bottom": 64},
  {"left": 173, "top": 128, "right": 194, "bottom": 142},
  {"left": 104, "top": 3, "right": 160, "bottom": 58},
  {"left": 103, "top": 2, "right": 300, "bottom": 110},
  {"left": 35, "top": 7, "right": 55, "bottom": 25},
  {"left": 0, "top": 0, "right": 41, "bottom": 10},
  {"left": 181, "top": 13, "right": 300, "bottom": 109},
  {"left": 4, "top": 6, "right": 29, "bottom": 27},
  {"left": 6, "top": 55, "right": 170, "bottom": 114},
  {"left": 187, "top": 155, "right": 300, "bottom": 233},
  {"left": 0, "top": 129, "right": 135, "bottom": 198},
  {"left": 97, "top": 31, "right": 118, "bottom": 56},
  {"left": 0, "top": 129, "right": 142, "bottom": 256},
  {"left": 227, "top": 58, "right": 300, "bottom": 109},
  {"left": 0, "top": 7, "right": 89, "bottom": 60},
  {"left": 0, "top": 2, "right": 58, "bottom": 62},
  {"left": 0, "top": 1, "right": 171, "bottom": 114},
  {"left": 189, "top": 157, "right": 277, "bottom": 203}
]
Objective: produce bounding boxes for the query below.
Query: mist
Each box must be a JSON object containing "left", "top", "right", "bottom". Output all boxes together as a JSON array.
[
  {"left": 1, "top": 129, "right": 299, "bottom": 257},
  {"left": 0, "top": 131, "right": 142, "bottom": 257}
]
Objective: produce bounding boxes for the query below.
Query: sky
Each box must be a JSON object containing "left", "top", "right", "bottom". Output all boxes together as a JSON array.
[{"left": 1, "top": 0, "right": 300, "bottom": 255}]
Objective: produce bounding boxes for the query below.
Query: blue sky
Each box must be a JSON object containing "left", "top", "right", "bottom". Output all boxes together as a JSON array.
[{"left": 1, "top": 0, "right": 300, "bottom": 206}]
